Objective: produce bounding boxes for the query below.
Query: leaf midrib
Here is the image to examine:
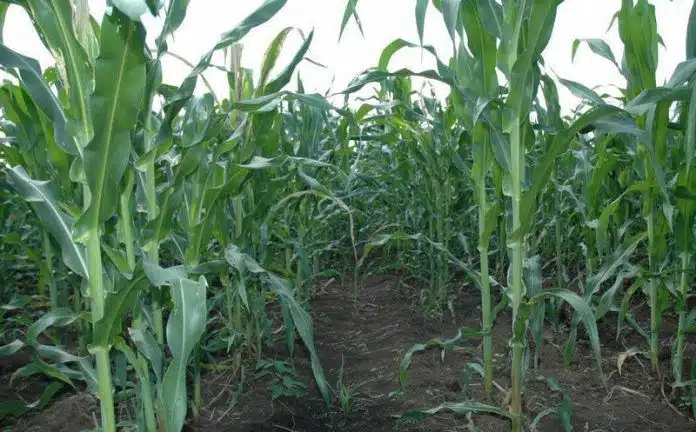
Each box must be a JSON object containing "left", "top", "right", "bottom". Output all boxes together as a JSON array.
[
  {"left": 91, "top": 22, "right": 134, "bottom": 228},
  {"left": 48, "top": 0, "right": 90, "bottom": 146},
  {"left": 13, "top": 168, "right": 89, "bottom": 277}
]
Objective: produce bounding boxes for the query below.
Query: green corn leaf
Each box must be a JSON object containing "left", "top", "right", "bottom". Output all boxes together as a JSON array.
[
  {"left": 264, "top": 30, "right": 314, "bottom": 95},
  {"left": 666, "top": 58, "right": 696, "bottom": 88},
  {"left": 440, "top": 0, "right": 461, "bottom": 50},
  {"left": 6, "top": 166, "right": 89, "bottom": 278},
  {"left": 558, "top": 77, "right": 606, "bottom": 106},
  {"left": 266, "top": 274, "right": 330, "bottom": 404},
  {"left": 596, "top": 182, "right": 650, "bottom": 254},
  {"left": 225, "top": 244, "right": 265, "bottom": 275},
  {"left": 23, "top": 0, "right": 93, "bottom": 148},
  {"left": 338, "top": 0, "right": 363, "bottom": 41},
  {"left": 531, "top": 289, "right": 603, "bottom": 376},
  {"left": 155, "top": 0, "right": 191, "bottom": 53},
  {"left": 687, "top": 0, "right": 696, "bottom": 59},
  {"left": 160, "top": 276, "right": 208, "bottom": 432},
  {"left": 401, "top": 401, "right": 512, "bottom": 420},
  {"left": 180, "top": 94, "right": 214, "bottom": 148},
  {"left": 618, "top": 0, "right": 659, "bottom": 98},
  {"left": 257, "top": 27, "right": 294, "bottom": 92},
  {"left": 0, "top": 340, "right": 25, "bottom": 357},
  {"left": 229, "top": 91, "right": 341, "bottom": 114},
  {"left": 415, "top": 0, "right": 428, "bottom": 46},
  {"left": 91, "top": 274, "right": 147, "bottom": 348},
  {"left": 159, "top": 0, "right": 288, "bottom": 129},
  {"left": 27, "top": 308, "right": 82, "bottom": 346},
  {"left": 145, "top": 0, "right": 161, "bottom": 15},
  {"left": 526, "top": 0, "right": 560, "bottom": 59},
  {"left": 35, "top": 344, "right": 85, "bottom": 364},
  {"left": 100, "top": 242, "right": 132, "bottom": 279},
  {"left": 514, "top": 105, "right": 642, "bottom": 241},
  {"left": 617, "top": 278, "right": 648, "bottom": 341},
  {"left": 474, "top": 0, "right": 503, "bottom": 39},
  {"left": 0, "top": 44, "right": 78, "bottom": 155},
  {"left": 571, "top": 38, "right": 619, "bottom": 69},
  {"left": 400, "top": 327, "right": 481, "bottom": 388},
  {"left": 128, "top": 326, "right": 163, "bottom": 382},
  {"left": 584, "top": 139, "right": 617, "bottom": 215},
  {"left": 585, "top": 233, "right": 646, "bottom": 301},
  {"left": 460, "top": 2, "right": 498, "bottom": 93},
  {"left": 0, "top": 382, "right": 63, "bottom": 421},
  {"left": 74, "top": 10, "right": 147, "bottom": 240},
  {"left": 11, "top": 359, "right": 76, "bottom": 388},
  {"left": 625, "top": 87, "right": 692, "bottom": 116},
  {"left": 142, "top": 187, "right": 184, "bottom": 247},
  {"left": 0, "top": 3, "right": 7, "bottom": 45},
  {"left": 143, "top": 261, "right": 188, "bottom": 287},
  {"left": 595, "top": 267, "right": 638, "bottom": 320},
  {"left": 238, "top": 155, "right": 282, "bottom": 169},
  {"left": 2, "top": 294, "right": 32, "bottom": 311},
  {"left": 686, "top": 85, "right": 696, "bottom": 178}
]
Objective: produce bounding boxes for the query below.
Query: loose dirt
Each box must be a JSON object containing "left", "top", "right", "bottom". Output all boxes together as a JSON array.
[{"left": 3, "top": 275, "right": 695, "bottom": 431}]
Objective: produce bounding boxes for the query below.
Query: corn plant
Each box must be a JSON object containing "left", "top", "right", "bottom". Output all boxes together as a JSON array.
[
  {"left": 567, "top": 0, "right": 696, "bottom": 414},
  {"left": 0, "top": 0, "right": 338, "bottom": 430},
  {"left": 340, "top": 1, "right": 645, "bottom": 429},
  {"left": 2, "top": 0, "right": 696, "bottom": 430}
]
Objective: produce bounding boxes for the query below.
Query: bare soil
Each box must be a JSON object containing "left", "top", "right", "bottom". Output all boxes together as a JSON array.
[
  {"left": 190, "top": 275, "right": 696, "bottom": 432},
  {"left": 2, "top": 275, "right": 695, "bottom": 431}
]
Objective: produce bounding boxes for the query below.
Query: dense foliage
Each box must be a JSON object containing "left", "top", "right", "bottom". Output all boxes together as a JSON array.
[{"left": 0, "top": 0, "right": 695, "bottom": 431}]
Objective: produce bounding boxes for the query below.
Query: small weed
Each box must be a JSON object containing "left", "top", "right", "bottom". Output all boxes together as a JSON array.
[{"left": 255, "top": 359, "right": 307, "bottom": 401}]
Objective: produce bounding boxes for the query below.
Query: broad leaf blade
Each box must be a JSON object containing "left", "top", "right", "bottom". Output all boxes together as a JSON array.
[
  {"left": 160, "top": 276, "right": 208, "bottom": 432},
  {"left": 6, "top": 166, "right": 89, "bottom": 278},
  {"left": 75, "top": 10, "right": 147, "bottom": 240},
  {"left": 0, "top": 44, "right": 78, "bottom": 154}
]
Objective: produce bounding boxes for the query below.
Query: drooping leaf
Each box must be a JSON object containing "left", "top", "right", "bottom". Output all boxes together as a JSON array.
[
  {"left": 400, "top": 327, "right": 481, "bottom": 388},
  {"left": 143, "top": 262, "right": 187, "bottom": 287},
  {"left": 0, "top": 340, "right": 25, "bottom": 357},
  {"left": 0, "top": 382, "right": 63, "bottom": 421},
  {"left": 401, "top": 401, "right": 512, "bottom": 420},
  {"left": 27, "top": 308, "right": 82, "bottom": 345},
  {"left": 225, "top": 244, "right": 265, "bottom": 274},
  {"left": 571, "top": 38, "right": 619, "bottom": 69},
  {"left": 415, "top": 0, "right": 429, "bottom": 46},
  {"left": 0, "top": 44, "right": 78, "bottom": 155},
  {"left": 558, "top": 77, "right": 606, "bottom": 106},
  {"left": 266, "top": 274, "right": 330, "bottom": 404},
  {"left": 531, "top": 289, "right": 604, "bottom": 377},
  {"left": 6, "top": 166, "right": 88, "bottom": 278}
]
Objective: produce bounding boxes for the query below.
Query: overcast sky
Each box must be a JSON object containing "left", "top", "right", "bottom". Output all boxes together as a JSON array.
[{"left": 3, "top": 0, "right": 693, "bottom": 111}]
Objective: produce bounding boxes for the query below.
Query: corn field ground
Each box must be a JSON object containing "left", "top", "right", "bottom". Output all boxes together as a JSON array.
[{"left": 1, "top": 0, "right": 696, "bottom": 431}]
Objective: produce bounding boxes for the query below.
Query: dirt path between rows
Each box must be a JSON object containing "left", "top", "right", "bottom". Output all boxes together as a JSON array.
[
  {"left": 3, "top": 275, "right": 695, "bottom": 431},
  {"left": 191, "top": 276, "right": 695, "bottom": 432}
]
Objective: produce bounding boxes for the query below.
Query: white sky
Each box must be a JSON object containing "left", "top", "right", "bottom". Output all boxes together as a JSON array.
[{"left": 3, "top": 0, "right": 693, "bottom": 111}]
